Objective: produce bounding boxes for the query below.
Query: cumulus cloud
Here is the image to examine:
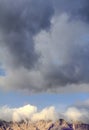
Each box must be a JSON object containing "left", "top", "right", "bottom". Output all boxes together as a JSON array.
[
  {"left": 65, "top": 107, "right": 84, "bottom": 122},
  {"left": 0, "top": 105, "right": 58, "bottom": 122},
  {"left": 0, "top": 105, "right": 37, "bottom": 122},
  {"left": 31, "top": 106, "right": 58, "bottom": 121},
  {"left": 0, "top": 101, "right": 89, "bottom": 123},
  {"left": 0, "top": 0, "right": 89, "bottom": 93},
  {"left": 65, "top": 100, "right": 89, "bottom": 123}
]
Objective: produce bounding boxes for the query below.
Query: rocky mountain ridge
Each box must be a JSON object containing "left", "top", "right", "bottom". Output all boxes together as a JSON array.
[{"left": 0, "top": 119, "right": 89, "bottom": 130}]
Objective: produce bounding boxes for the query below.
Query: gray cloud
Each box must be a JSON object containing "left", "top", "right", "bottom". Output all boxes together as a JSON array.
[
  {"left": 0, "top": 0, "right": 89, "bottom": 93},
  {"left": 35, "top": 14, "right": 89, "bottom": 89},
  {"left": 45, "top": 40, "right": 89, "bottom": 86},
  {"left": 0, "top": 0, "right": 54, "bottom": 69},
  {"left": 54, "top": 0, "right": 89, "bottom": 22}
]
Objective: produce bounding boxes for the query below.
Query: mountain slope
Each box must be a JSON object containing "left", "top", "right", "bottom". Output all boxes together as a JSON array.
[{"left": 0, "top": 119, "right": 89, "bottom": 130}]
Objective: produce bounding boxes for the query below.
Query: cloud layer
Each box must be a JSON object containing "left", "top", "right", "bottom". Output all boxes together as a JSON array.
[
  {"left": 0, "top": 105, "right": 58, "bottom": 122},
  {"left": 0, "top": 100, "right": 89, "bottom": 123},
  {"left": 0, "top": 0, "right": 89, "bottom": 93}
]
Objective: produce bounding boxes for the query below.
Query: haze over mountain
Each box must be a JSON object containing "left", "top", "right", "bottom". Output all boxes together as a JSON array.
[{"left": 0, "top": 103, "right": 89, "bottom": 124}]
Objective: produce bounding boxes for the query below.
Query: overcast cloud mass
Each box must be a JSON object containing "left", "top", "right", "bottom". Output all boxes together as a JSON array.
[{"left": 0, "top": 0, "right": 89, "bottom": 93}]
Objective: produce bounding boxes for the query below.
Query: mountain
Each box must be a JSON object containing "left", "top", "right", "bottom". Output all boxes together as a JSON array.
[{"left": 0, "top": 119, "right": 89, "bottom": 130}]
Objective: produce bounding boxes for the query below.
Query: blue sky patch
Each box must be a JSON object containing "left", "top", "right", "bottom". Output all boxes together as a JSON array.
[{"left": 0, "top": 68, "right": 6, "bottom": 76}]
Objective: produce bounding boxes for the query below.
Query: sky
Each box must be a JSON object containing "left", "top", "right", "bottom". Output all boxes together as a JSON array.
[{"left": 0, "top": 0, "right": 89, "bottom": 122}]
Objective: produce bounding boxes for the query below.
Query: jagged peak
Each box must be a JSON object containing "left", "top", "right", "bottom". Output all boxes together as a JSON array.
[{"left": 0, "top": 119, "right": 89, "bottom": 130}]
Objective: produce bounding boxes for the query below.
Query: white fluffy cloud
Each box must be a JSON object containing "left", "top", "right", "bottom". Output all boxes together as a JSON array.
[
  {"left": 0, "top": 105, "right": 58, "bottom": 122},
  {"left": 0, "top": 105, "right": 37, "bottom": 122},
  {"left": 64, "top": 99, "right": 89, "bottom": 123},
  {"left": 0, "top": 101, "right": 89, "bottom": 123},
  {"left": 31, "top": 106, "right": 58, "bottom": 121}
]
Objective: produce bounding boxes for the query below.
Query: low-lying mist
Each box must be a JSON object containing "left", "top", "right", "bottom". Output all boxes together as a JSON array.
[{"left": 0, "top": 104, "right": 89, "bottom": 123}]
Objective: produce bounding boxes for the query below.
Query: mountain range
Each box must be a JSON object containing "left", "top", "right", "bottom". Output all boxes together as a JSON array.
[{"left": 0, "top": 119, "right": 89, "bottom": 130}]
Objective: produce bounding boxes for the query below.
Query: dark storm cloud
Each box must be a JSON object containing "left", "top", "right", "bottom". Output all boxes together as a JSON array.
[
  {"left": 0, "top": 0, "right": 54, "bottom": 69},
  {"left": 1, "top": 0, "right": 89, "bottom": 93},
  {"left": 45, "top": 42, "right": 89, "bottom": 87},
  {"left": 54, "top": 0, "right": 89, "bottom": 22},
  {"left": 42, "top": 0, "right": 89, "bottom": 88}
]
